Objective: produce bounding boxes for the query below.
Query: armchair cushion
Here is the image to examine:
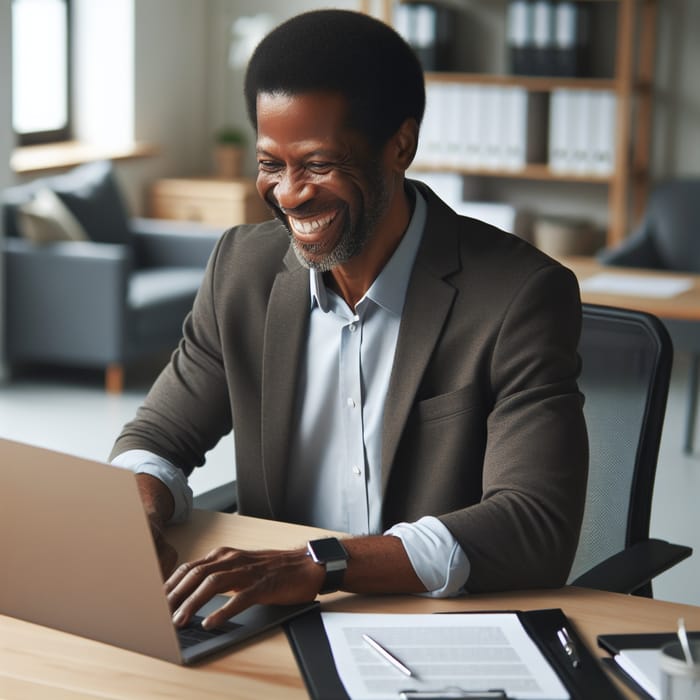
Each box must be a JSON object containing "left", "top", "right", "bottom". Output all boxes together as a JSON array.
[
  {"left": 50, "top": 160, "right": 132, "bottom": 245},
  {"left": 17, "top": 188, "right": 89, "bottom": 244},
  {"left": 129, "top": 267, "right": 204, "bottom": 338},
  {"left": 2, "top": 160, "right": 132, "bottom": 246}
]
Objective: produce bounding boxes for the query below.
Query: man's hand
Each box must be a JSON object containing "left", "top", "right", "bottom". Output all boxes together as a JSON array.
[
  {"left": 166, "top": 546, "right": 323, "bottom": 629},
  {"left": 165, "top": 535, "right": 426, "bottom": 630},
  {"left": 135, "top": 473, "right": 178, "bottom": 578}
]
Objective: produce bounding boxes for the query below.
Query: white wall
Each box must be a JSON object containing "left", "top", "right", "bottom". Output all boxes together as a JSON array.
[
  {"left": 652, "top": 0, "right": 700, "bottom": 179},
  {"left": 116, "top": 0, "right": 210, "bottom": 214},
  {"left": 205, "top": 0, "right": 361, "bottom": 176}
]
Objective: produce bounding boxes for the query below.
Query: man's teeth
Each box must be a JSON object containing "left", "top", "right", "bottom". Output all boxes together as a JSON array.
[{"left": 289, "top": 213, "right": 335, "bottom": 235}]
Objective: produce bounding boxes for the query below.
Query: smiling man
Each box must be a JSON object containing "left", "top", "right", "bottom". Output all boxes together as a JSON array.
[{"left": 111, "top": 9, "right": 588, "bottom": 630}]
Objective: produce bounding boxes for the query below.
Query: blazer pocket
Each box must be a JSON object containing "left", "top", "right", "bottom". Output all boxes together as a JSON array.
[{"left": 416, "top": 384, "right": 481, "bottom": 423}]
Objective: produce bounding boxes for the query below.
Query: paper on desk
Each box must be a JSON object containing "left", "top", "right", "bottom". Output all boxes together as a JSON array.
[
  {"left": 615, "top": 649, "right": 662, "bottom": 699},
  {"left": 321, "top": 612, "right": 569, "bottom": 700},
  {"left": 579, "top": 273, "right": 693, "bottom": 298}
]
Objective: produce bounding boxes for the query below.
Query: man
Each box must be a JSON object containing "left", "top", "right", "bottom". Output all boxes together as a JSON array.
[{"left": 111, "top": 9, "right": 588, "bottom": 631}]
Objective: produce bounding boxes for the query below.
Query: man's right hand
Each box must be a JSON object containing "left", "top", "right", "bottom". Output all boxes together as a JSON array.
[{"left": 136, "top": 473, "right": 179, "bottom": 578}]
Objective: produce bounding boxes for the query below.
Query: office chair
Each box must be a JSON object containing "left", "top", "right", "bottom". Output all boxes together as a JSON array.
[
  {"left": 568, "top": 303, "right": 692, "bottom": 597},
  {"left": 599, "top": 178, "right": 700, "bottom": 453}
]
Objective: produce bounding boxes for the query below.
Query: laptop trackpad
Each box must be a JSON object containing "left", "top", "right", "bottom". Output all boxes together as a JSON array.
[{"left": 178, "top": 594, "right": 318, "bottom": 664}]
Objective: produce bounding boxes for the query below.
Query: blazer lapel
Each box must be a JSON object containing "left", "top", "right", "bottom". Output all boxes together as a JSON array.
[
  {"left": 381, "top": 187, "right": 462, "bottom": 494},
  {"left": 260, "top": 249, "right": 309, "bottom": 518}
]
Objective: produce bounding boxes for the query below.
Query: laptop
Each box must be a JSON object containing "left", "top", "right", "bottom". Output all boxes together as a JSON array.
[{"left": 0, "top": 437, "right": 317, "bottom": 664}]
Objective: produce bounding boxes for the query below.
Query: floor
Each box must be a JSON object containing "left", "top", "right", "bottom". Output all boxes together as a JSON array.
[{"left": 1, "top": 352, "right": 698, "bottom": 607}]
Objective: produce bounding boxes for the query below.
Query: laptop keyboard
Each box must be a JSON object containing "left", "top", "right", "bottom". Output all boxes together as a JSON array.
[{"left": 177, "top": 615, "right": 244, "bottom": 649}]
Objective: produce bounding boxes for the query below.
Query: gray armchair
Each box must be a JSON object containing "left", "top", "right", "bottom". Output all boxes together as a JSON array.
[
  {"left": 599, "top": 178, "right": 700, "bottom": 452},
  {"left": 2, "top": 160, "right": 224, "bottom": 391}
]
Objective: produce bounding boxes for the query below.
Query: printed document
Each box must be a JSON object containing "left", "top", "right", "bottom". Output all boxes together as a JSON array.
[
  {"left": 321, "top": 612, "right": 569, "bottom": 700},
  {"left": 579, "top": 273, "right": 693, "bottom": 299}
]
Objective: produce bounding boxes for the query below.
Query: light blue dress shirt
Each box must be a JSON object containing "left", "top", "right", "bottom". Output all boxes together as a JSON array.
[{"left": 113, "top": 186, "right": 469, "bottom": 596}]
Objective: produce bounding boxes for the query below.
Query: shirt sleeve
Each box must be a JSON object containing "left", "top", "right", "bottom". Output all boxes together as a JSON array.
[
  {"left": 111, "top": 449, "right": 193, "bottom": 524},
  {"left": 385, "top": 516, "right": 470, "bottom": 597}
]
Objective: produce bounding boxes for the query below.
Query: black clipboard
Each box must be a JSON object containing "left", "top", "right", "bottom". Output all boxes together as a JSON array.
[
  {"left": 285, "top": 607, "right": 624, "bottom": 700},
  {"left": 597, "top": 631, "right": 700, "bottom": 700}
]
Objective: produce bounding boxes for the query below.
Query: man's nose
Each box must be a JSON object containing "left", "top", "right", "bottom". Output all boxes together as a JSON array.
[{"left": 274, "top": 169, "right": 313, "bottom": 210}]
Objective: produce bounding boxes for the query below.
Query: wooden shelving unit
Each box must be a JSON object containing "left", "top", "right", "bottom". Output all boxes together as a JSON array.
[{"left": 362, "top": 0, "right": 658, "bottom": 249}]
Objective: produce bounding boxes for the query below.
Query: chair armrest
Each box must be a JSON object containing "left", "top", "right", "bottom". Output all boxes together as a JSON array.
[
  {"left": 5, "top": 240, "right": 132, "bottom": 364},
  {"left": 130, "top": 217, "right": 222, "bottom": 268},
  {"left": 570, "top": 539, "right": 692, "bottom": 595}
]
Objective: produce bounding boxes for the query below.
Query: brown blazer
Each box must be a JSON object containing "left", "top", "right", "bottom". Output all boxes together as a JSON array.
[{"left": 112, "top": 181, "right": 588, "bottom": 592}]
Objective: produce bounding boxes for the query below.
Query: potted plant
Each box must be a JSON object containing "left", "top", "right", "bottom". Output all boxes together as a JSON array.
[{"left": 214, "top": 126, "right": 247, "bottom": 179}]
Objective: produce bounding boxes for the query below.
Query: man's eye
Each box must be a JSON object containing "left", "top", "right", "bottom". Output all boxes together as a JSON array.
[
  {"left": 258, "top": 160, "right": 282, "bottom": 172},
  {"left": 306, "top": 162, "right": 332, "bottom": 173}
]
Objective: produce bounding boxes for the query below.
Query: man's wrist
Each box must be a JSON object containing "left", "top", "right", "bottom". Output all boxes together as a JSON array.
[{"left": 306, "top": 537, "right": 349, "bottom": 594}]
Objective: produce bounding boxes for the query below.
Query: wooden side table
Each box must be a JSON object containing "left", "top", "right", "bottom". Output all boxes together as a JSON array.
[{"left": 149, "top": 176, "right": 270, "bottom": 227}]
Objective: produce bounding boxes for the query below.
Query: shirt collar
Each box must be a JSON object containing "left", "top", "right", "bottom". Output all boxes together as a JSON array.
[{"left": 309, "top": 184, "right": 427, "bottom": 315}]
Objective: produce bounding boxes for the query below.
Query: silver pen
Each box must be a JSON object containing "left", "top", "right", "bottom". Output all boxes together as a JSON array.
[
  {"left": 362, "top": 633, "right": 416, "bottom": 677},
  {"left": 557, "top": 626, "right": 581, "bottom": 668}
]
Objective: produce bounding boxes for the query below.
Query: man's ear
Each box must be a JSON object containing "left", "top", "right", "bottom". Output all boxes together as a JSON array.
[{"left": 390, "top": 118, "right": 419, "bottom": 172}]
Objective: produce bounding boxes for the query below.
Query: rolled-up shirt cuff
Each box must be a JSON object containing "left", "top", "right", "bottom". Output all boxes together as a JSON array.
[
  {"left": 110, "top": 449, "right": 193, "bottom": 524},
  {"left": 385, "top": 516, "right": 469, "bottom": 597}
]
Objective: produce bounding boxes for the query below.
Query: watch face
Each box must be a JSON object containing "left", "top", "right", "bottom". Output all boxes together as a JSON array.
[{"left": 308, "top": 537, "right": 348, "bottom": 563}]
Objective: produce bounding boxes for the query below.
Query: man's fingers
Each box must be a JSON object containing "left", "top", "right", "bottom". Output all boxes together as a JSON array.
[
  {"left": 164, "top": 546, "right": 321, "bottom": 628},
  {"left": 201, "top": 588, "right": 257, "bottom": 629}
]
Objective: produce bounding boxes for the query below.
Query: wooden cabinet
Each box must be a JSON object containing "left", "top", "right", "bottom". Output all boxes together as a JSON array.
[
  {"left": 149, "top": 177, "right": 270, "bottom": 228},
  {"left": 362, "top": 0, "right": 658, "bottom": 249}
]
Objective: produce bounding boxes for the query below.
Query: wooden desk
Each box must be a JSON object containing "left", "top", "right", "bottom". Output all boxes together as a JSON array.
[
  {"left": 2, "top": 510, "right": 700, "bottom": 699},
  {"left": 562, "top": 255, "right": 700, "bottom": 452},
  {"left": 561, "top": 256, "right": 700, "bottom": 322}
]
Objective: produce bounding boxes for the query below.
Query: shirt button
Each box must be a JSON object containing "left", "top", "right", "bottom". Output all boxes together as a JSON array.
[
  {"left": 348, "top": 323, "right": 357, "bottom": 332},
  {"left": 352, "top": 465, "right": 362, "bottom": 476},
  {"left": 347, "top": 397, "right": 356, "bottom": 408}
]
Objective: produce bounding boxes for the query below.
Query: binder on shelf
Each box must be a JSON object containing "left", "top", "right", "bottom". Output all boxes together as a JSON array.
[
  {"left": 416, "top": 82, "right": 445, "bottom": 167},
  {"left": 503, "top": 87, "right": 547, "bottom": 170},
  {"left": 591, "top": 91, "right": 617, "bottom": 176},
  {"left": 548, "top": 89, "right": 572, "bottom": 173},
  {"left": 392, "top": 2, "right": 455, "bottom": 72},
  {"left": 482, "top": 85, "right": 507, "bottom": 170},
  {"left": 553, "top": 1, "right": 591, "bottom": 77},
  {"left": 462, "top": 83, "right": 484, "bottom": 168},
  {"left": 414, "top": 82, "right": 547, "bottom": 173},
  {"left": 286, "top": 607, "right": 625, "bottom": 700},
  {"left": 444, "top": 82, "right": 465, "bottom": 168},
  {"left": 571, "top": 90, "right": 595, "bottom": 174},
  {"left": 507, "top": 0, "right": 535, "bottom": 75},
  {"left": 532, "top": 0, "right": 555, "bottom": 76}
]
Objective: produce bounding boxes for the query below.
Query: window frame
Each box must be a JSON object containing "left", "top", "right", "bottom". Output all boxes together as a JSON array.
[{"left": 13, "top": 0, "right": 72, "bottom": 146}]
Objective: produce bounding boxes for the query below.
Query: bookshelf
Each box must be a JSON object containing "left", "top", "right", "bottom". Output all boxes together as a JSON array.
[{"left": 361, "top": 0, "right": 658, "bottom": 249}]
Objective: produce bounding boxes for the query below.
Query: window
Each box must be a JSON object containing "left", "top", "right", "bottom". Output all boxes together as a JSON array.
[{"left": 12, "top": 0, "right": 71, "bottom": 145}]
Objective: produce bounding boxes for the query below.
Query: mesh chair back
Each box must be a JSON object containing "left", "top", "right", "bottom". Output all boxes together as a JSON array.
[{"left": 568, "top": 304, "right": 672, "bottom": 583}]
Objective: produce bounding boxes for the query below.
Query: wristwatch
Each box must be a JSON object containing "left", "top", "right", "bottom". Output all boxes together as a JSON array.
[{"left": 306, "top": 537, "right": 349, "bottom": 594}]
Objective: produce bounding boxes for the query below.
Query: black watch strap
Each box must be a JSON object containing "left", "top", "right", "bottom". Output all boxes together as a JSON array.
[{"left": 307, "top": 537, "right": 349, "bottom": 594}]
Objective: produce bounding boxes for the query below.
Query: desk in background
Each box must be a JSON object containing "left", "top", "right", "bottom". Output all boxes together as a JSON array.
[
  {"left": 561, "top": 256, "right": 700, "bottom": 453},
  {"left": 2, "top": 510, "right": 700, "bottom": 699}
]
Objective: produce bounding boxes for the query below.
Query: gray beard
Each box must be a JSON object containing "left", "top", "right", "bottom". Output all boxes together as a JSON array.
[{"left": 289, "top": 175, "right": 390, "bottom": 272}]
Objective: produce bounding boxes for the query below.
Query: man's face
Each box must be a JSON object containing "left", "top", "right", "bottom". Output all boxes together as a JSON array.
[{"left": 255, "top": 91, "right": 392, "bottom": 271}]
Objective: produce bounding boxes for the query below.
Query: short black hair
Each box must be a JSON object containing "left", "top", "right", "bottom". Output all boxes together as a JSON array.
[{"left": 244, "top": 9, "right": 425, "bottom": 149}]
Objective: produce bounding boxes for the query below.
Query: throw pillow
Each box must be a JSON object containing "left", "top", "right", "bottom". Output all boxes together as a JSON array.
[
  {"left": 49, "top": 160, "right": 132, "bottom": 245},
  {"left": 17, "top": 188, "right": 90, "bottom": 244}
]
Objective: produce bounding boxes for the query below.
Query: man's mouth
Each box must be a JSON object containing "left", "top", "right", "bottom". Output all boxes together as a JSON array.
[{"left": 287, "top": 211, "right": 338, "bottom": 239}]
